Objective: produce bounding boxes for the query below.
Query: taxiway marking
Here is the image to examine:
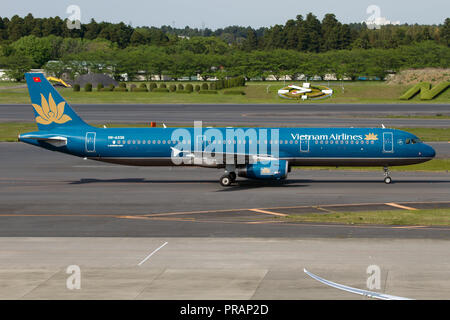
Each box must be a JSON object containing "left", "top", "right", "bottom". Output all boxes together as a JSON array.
[
  {"left": 138, "top": 242, "right": 168, "bottom": 266},
  {"left": 385, "top": 203, "right": 418, "bottom": 211},
  {"left": 249, "top": 208, "right": 288, "bottom": 217}
]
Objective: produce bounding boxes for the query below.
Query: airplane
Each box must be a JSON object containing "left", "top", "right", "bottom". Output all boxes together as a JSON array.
[{"left": 18, "top": 73, "right": 436, "bottom": 187}]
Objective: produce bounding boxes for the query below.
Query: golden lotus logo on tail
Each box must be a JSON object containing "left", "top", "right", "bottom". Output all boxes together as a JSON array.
[
  {"left": 32, "top": 93, "right": 72, "bottom": 125},
  {"left": 365, "top": 133, "right": 378, "bottom": 141}
]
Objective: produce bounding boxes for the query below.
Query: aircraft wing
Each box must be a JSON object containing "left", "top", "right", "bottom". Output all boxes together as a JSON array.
[
  {"left": 170, "top": 147, "right": 278, "bottom": 166},
  {"left": 304, "top": 268, "right": 414, "bottom": 300}
]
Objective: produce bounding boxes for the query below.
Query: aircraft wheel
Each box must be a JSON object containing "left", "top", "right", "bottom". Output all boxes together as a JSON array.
[
  {"left": 384, "top": 176, "right": 392, "bottom": 184},
  {"left": 220, "top": 175, "right": 233, "bottom": 187}
]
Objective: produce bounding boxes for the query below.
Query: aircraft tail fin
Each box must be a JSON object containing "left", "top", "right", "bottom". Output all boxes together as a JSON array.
[{"left": 25, "top": 73, "right": 89, "bottom": 130}]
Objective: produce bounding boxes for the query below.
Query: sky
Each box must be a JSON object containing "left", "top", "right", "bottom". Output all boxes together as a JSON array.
[{"left": 1, "top": 0, "right": 448, "bottom": 29}]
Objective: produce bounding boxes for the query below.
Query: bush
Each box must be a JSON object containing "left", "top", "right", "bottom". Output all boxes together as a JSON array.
[
  {"left": 139, "top": 83, "right": 148, "bottom": 89},
  {"left": 129, "top": 84, "right": 136, "bottom": 91},
  {"left": 400, "top": 82, "right": 430, "bottom": 100},
  {"left": 149, "top": 83, "right": 157, "bottom": 91},
  {"left": 97, "top": 83, "right": 104, "bottom": 91},
  {"left": 132, "top": 87, "right": 148, "bottom": 92},
  {"left": 73, "top": 84, "right": 80, "bottom": 92},
  {"left": 169, "top": 84, "right": 176, "bottom": 92},
  {"left": 194, "top": 84, "right": 201, "bottom": 92},
  {"left": 177, "top": 84, "right": 184, "bottom": 91},
  {"left": 175, "top": 90, "right": 192, "bottom": 94},
  {"left": 159, "top": 83, "right": 167, "bottom": 88},
  {"left": 223, "top": 90, "right": 246, "bottom": 95},
  {"left": 151, "top": 88, "right": 170, "bottom": 93},
  {"left": 119, "top": 82, "right": 127, "bottom": 88},
  {"left": 113, "top": 87, "right": 128, "bottom": 92},
  {"left": 185, "top": 84, "right": 193, "bottom": 92},
  {"left": 201, "top": 83, "right": 209, "bottom": 90},
  {"left": 199, "top": 90, "right": 218, "bottom": 94},
  {"left": 420, "top": 81, "right": 450, "bottom": 100},
  {"left": 84, "top": 83, "right": 92, "bottom": 92},
  {"left": 209, "top": 82, "right": 216, "bottom": 90}
]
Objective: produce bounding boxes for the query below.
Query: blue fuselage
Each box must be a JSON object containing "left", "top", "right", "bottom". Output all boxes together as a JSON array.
[{"left": 20, "top": 126, "right": 436, "bottom": 168}]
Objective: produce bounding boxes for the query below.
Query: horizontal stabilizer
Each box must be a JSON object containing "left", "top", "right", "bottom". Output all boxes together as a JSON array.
[{"left": 19, "top": 133, "right": 67, "bottom": 147}]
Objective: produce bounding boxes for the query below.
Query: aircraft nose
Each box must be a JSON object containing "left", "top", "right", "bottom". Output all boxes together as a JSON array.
[{"left": 423, "top": 144, "right": 436, "bottom": 158}]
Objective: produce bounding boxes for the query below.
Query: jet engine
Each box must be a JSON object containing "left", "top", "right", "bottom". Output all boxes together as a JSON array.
[{"left": 238, "top": 160, "right": 288, "bottom": 180}]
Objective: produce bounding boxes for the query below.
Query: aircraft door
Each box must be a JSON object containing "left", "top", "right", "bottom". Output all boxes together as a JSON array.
[
  {"left": 195, "top": 135, "right": 206, "bottom": 153},
  {"left": 383, "top": 132, "right": 393, "bottom": 153},
  {"left": 300, "top": 137, "right": 309, "bottom": 152},
  {"left": 85, "top": 132, "right": 96, "bottom": 152}
]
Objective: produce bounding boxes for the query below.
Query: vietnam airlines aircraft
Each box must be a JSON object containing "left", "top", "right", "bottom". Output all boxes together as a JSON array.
[{"left": 19, "top": 73, "right": 436, "bottom": 186}]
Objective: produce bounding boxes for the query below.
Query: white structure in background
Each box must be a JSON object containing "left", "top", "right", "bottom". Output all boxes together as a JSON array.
[
  {"left": 278, "top": 83, "right": 334, "bottom": 100},
  {"left": 365, "top": 5, "right": 400, "bottom": 30},
  {"left": 0, "top": 69, "right": 45, "bottom": 81}
]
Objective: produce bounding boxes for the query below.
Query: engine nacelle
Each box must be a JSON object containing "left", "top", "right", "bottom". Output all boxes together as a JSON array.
[{"left": 238, "top": 160, "right": 289, "bottom": 180}]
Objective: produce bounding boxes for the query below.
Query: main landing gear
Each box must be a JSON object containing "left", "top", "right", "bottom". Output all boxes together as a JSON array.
[
  {"left": 383, "top": 167, "right": 392, "bottom": 184},
  {"left": 220, "top": 166, "right": 236, "bottom": 187}
]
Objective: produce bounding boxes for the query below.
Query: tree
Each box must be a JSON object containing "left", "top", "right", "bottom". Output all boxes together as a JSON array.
[
  {"left": 321, "top": 14, "right": 341, "bottom": 51},
  {"left": 441, "top": 18, "right": 450, "bottom": 46},
  {"left": 11, "top": 35, "right": 54, "bottom": 67},
  {"left": 242, "top": 29, "right": 258, "bottom": 51},
  {"left": 43, "top": 60, "right": 67, "bottom": 78},
  {"left": 1, "top": 53, "right": 33, "bottom": 81}
]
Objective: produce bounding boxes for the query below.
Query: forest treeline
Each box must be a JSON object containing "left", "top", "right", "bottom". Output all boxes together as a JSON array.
[{"left": 0, "top": 13, "right": 449, "bottom": 81}]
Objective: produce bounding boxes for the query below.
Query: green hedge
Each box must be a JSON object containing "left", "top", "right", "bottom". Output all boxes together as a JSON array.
[
  {"left": 400, "top": 82, "right": 450, "bottom": 100},
  {"left": 194, "top": 84, "right": 201, "bottom": 92},
  {"left": 73, "top": 84, "right": 80, "bottom": 92},
  {"left": 97, "top": 83, "right": 104, "bottom": 91},
  {"left": 223, "top": 90, "right": 245, "bottom": 95},
  {"left": 152, "top": 88, "right": 169, "bottom": 93},
  {"left": 214, "top": 76, "right": 246, "bottom": 90},
  {"left": 201, "top": 83, "right": 209, "bottom": 90},
  {"left": 84, "top": 83, "right": 92, "bottom": 92},
  {"left": 185, "top": 84, "right": 194, "bottom": 92},
  {"left": 199, "top": 90, "right": 218, "bottom": 94},
  {"left": 400, "top": 82, "right": 430, "bottom": 100},
  {"left": 420, "top": 81, "right": 450, "bottom": 100},
  {"left": 169, "top": 84, "right": 176, "bottom": 92},
  {"left": 149, "top": 83, "right": 157, "bottom": 91},
  {"left": 175, "top": 90, "right": 192, "bottom": 94},
  {"left": 113, "top": 87, "right": 128, "bottom": 92},
  {"left": 132, "top": 87, "right": 148, "bottom": 92}
]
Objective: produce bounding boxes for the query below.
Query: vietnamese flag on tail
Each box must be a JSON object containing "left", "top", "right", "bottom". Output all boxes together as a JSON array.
[{"left": 33, "top": 77, "right": 41, "bottom": 82}]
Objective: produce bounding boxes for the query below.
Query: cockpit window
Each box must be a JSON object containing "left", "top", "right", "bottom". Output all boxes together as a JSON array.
[
  {"left": 411, "top": 138, "right": 421, "bottom": 144},
  {"left": 405, "top": 138, "right": 411, "bottom": 144}
]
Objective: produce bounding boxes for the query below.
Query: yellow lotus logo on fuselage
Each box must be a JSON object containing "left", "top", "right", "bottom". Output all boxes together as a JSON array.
[
  {"left": 365, "top": 133, "right": 378, "bottom": 141},
  {"left": 32, "top": 93, "right": 72, "bottom": 125}
]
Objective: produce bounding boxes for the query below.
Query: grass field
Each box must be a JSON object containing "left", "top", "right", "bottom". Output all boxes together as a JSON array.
[
  {"left": 0, "top": 81, "right": 449, "bottom": 104},
  {"left": 284, "top": 208, "right": 450, "bottom": 226}
]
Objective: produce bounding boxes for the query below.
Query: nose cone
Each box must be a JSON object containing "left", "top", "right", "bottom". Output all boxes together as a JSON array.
[{"left": 423, "top": 144, "right": 436, "bottom": 158}]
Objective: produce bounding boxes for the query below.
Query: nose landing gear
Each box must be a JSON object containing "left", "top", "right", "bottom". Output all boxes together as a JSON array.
[{"left": 383, "top": 167, "right": 392, "bottom": 184}]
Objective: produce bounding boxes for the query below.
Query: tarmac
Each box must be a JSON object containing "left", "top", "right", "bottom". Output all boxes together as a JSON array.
[
  {"left": 0, "top": 102, "right": 449, "bottom": 299},
  {"left": 0, "top": 237, "right": 449, "bottom": 299}
]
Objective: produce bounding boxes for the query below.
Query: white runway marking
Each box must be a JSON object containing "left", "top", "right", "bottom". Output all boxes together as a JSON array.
[{"left": 138, "top": 242, "right": 168, "bottom": 266}]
